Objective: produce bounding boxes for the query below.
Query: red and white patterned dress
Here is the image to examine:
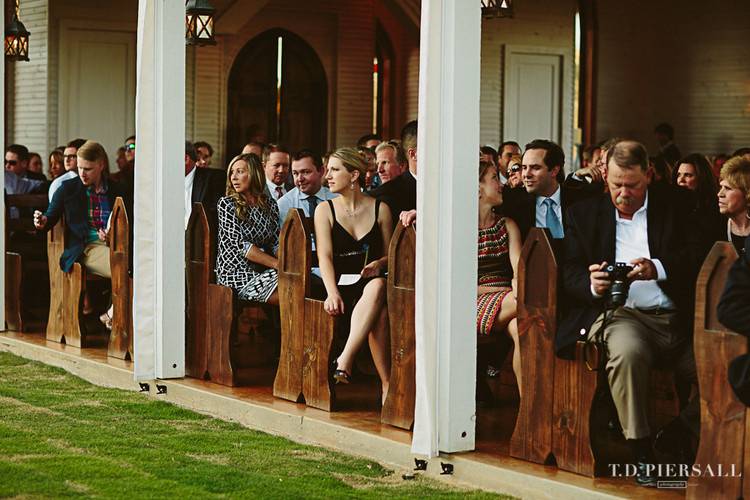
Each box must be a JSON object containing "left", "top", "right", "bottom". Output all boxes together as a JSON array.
[{"left": 476, "top": 217, "right": 513, "bottom": 335}]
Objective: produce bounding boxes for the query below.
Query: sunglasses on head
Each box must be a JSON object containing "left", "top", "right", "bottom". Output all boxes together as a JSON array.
[{"left": 125, "top": 143, "right": 136, "bottom": 151}]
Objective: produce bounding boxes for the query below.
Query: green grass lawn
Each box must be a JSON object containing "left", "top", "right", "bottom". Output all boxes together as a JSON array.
[{"left": 0, "top": 352, "right": 508, "bottom": 499}]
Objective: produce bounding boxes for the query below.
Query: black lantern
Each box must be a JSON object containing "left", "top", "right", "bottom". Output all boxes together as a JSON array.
[
  {"left": 185, "top": 0, "right": 216, "bottom": 46},
  {"left": 481, "top": 0, "right": 513, "bottom": 19},
  {"left": 5, "top": 0, "right": 30, "bottom": 62}
]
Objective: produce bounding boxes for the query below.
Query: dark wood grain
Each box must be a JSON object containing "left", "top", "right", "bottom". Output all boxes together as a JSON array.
[
  {"left": 205, "top": 283, "right": 236, "bottom": 386},
  {"left": 5, "top": 252, "right": 23, "bottom": 331},
  {"left": 553, "top": 342, "right": 598, "bottom": 476},
  {"left": 689, "top": 242, "right": 745, "bottom": 500},
  {"left": 185, "top": 203, "right": 211, "bottom": 379},
  {"left": 510, "top": 228, "right": 557, "bottom": 464},
  {"left": 274, "top": 209, "right": 309, "bottom": 402},
  {"left": 46, "top": 220, "right": 65, "bottom": 343},
  {"left": 302, "top": 298, "right": 336, "bottom": 411},
  {"left": 108, "top": 197, "right": 133, "bottom": 360},
  {"left": 381, "top": 224, "right": 416, "bottom": 430}
]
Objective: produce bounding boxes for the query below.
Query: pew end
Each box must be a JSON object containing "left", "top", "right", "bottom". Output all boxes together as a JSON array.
[
  {"left": 108, "top": 197, "right": 133, "bottom": 360},
  {"left": 689, "top": 242, "right": 746, "bottom": 499},
  {"left": 381, "top": 223, "right": 416, "bottom": 430}
]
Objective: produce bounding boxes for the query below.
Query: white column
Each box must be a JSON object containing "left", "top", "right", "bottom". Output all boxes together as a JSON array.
[
  {"left": 0, "top": 4, "right": 5, "bottom": 330},
  {"left": 412, "top": 0, "right": 481, "bottom": 456},
  {"left": 133, "top": 0, "right": 185, "bottom": 380}
]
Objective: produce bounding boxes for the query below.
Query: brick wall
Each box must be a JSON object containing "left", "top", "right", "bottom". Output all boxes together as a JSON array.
[{"left": 596, "top": 0, "right": 750, "bottom": 155}]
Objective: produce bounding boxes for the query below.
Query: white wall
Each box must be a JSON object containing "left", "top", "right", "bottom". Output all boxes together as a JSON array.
[{"left": 480, "top": 0, "right": 578, "bottom": 155}]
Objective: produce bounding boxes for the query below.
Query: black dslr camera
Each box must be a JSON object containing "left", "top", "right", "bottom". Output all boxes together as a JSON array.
[{"left": 605, "top": 262, "right": 633, "bottom": 307}]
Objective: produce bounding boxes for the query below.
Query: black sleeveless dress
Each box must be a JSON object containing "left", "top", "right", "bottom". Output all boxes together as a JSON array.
[{"left": 327, "top": 199, "right": 384, "bottom": 310}]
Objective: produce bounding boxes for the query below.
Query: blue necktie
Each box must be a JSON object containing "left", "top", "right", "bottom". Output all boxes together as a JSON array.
[
  {"left": 544, "top": 198, "right": 563, "bottom": 239},
  {"left": 305, "top": 195, "right": 319, "bottom": 218}
]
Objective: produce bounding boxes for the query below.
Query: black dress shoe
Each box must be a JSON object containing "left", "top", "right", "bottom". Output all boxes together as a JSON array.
[
  {"left": 635, "top": 460, "right": 658, "bottom": 487},
  {"left": 654, "top": 418, "right": 697, "bottom": 465},
  {"left": 331, "top": 359, "right": 351, "bottom": 385}
]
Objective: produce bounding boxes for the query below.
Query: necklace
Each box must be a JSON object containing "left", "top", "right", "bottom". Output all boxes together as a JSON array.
[{"left": 343, "top": 204, "right": 360, "bottom": 217}]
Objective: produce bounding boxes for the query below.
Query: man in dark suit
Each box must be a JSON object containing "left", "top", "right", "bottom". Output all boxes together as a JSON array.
[
  {"left": 559, "top": 140, "right": 701, "bottom": 486},
  {"left": 185, "top": 141, "right": 225, "bottom": 229},
  {"left": 5, "top": 144, "right": 48, "bottom": 187},
  {"left": 503, "top": 139, "right": 598, "bottom": 245},
  {"left": 370, "top": 120, "right": 417, "bottom": 225}
]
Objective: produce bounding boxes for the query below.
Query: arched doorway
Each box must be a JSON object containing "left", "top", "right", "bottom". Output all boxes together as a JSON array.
[{"left": 226, "top": 29, "right": 328, "bottom": 157}]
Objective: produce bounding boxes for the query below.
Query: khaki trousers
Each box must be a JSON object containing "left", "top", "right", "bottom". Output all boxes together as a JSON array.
[
  {"left": 82, "top": 240, "right": 111, "bottom": 279},
  {"left": 587, "top": 307, "right": 696, "bottom": 440}
]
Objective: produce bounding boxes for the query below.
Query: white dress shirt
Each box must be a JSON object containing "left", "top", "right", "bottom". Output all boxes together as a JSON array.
[
  {"left": 535, "top": 185, "right": 564, "bottom": 235},
  {"left": 184, "top": 167, "right": 196, "bottom": 229},
  {"left": 266, "top": 179, "right": 286, "bottom": 200},
  {"left": 612, "top": 192, "right": 674, "bottom": 310},
  {"left": 277, "top": 186, "right": 338, "bottom": 227}
]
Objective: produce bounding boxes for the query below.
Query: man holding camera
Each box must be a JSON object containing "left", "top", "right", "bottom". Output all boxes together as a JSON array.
[{"left": 558, "top": 140, "right": 702, "bottom": 487}]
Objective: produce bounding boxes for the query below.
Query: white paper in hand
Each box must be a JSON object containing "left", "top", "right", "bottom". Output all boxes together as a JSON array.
[{"left": 311, "top": 268, "right": 362, "bottom": 286}]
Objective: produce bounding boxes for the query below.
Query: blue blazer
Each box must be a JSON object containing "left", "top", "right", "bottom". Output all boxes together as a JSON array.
[{"left": 42, "top": 176, "right": 128, "bottom": 273}]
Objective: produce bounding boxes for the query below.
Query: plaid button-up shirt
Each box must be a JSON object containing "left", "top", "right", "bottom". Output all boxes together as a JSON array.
[{"left": 86, "top": 181, "right": 112, "bottom": 243}]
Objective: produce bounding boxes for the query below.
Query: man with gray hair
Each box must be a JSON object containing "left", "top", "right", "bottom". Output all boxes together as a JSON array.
[
  {"left": 558, "top": 140, "right": 702, "bottom": 486},
  {"left": 374, "top": 140, "right": 407, "bottom": 184}
]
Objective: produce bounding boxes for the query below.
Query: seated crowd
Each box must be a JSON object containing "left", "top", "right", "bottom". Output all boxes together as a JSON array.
[{"left": 8, "top": 119, "right": 750, "bottom": 487}]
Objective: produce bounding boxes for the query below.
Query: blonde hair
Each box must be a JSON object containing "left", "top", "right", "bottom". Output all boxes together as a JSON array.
[
  {"left": 77, "top": 140, "right": 110, "bottom": 178},
  {"left": 330, "top": 147, "right": 368, "bottom": 187},
  {"left": 720, "top": 156, "right": 750, "bottom": 207},
  {"left": 225, "top": 153, "right": 272, "bottom": 220}
]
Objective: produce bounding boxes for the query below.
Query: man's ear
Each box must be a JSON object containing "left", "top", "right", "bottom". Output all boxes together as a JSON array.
[
  {"left": 645, "top": 166, "right": 654, "bottom": 184},
  {"left": 551, "top": 165, "right": 560, "bottom": 178}
]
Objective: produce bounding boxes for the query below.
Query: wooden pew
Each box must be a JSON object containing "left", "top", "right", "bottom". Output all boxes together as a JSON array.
[
  {"left": 46, "top": 218, "right": 87, "bottom": 346},
  {"left": 108, "top": 197, "right": 133, "bottom": 360},
  {"left": 5, "top": 193, "right": 49, "bottom": 331},
  {"left": 381, "top": 223, "right": 416, "bottom": 430},
  {"left": 509, "top": 228, "right": 596, "bottom": 469},
  {"left": 274, "top": 209, "right": 337, "bottom": 411},
  {"left": 689, "top": 242, "right": 745, "bottom": 499},
  {"left": 5, "top": 252, "right": 23, "bottom": 330},
  {"left": 186, "top": 202, "right": 270, "bottom": 387},
  {"left": 186, "top": 203, "right": 234, "bottom": 385},
  {"left": 510, "top": 228, "right": 677, "bottom": 477}
]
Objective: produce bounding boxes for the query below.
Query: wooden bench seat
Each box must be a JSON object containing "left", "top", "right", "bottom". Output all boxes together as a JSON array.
[
  {"left": 108, "top": 197, "right": 133, "bottom": 360},
  {"left": 688, "top": 242, "right": 748, "bottom": 499},
  {"left": 5, "top": 193, "right": 49, "bottom": 331},
  {"left": 185, "top": 202, "right": 272, "bottom": 387},
  {"left": 274, "top": 209, "right": 337, "bottom": 410},
  {"left": 381, "top": 223, "right": 416, "bottom": 430}
]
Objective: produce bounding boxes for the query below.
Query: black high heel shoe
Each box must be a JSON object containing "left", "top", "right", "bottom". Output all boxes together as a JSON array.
[{"left": 331, "top": 360, "right": 351, "bottom": 385}]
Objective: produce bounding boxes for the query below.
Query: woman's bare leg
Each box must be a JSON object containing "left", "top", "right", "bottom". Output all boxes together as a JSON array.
[
  {"left": 368, "top": 306, "right": 390, "bottom": 403},
  {"left": 507, "top": 318, "right": 521, "bottom": 397},
  {"left": 336, "top": 278, "right": 386, "bottom": 376},
  {"left": 491, "top": 293, "right": 520, "bottom": 396}
]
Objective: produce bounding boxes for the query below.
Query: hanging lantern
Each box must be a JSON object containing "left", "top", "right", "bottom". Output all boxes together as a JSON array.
[
  {"left": 185, "top": 0, "right": 216, "bottom": 46},
  {"left": 481, "top": 0, "right": 514, "bottom": 19},
  {"left": 5, "top": 0, "right": 30, "bottom": 62}
]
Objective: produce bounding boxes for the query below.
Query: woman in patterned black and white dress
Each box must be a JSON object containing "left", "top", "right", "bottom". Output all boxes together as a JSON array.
[{"left": 215, "top": 153, "right": 280, "bottom": 304}]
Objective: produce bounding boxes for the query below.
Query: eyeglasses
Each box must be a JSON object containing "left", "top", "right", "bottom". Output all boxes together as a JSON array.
[
  {"left": 510, "top": 165, "right": 521, "bottom": 173},
  {"left": 64, "top": 154, "right": 77, "bottom": 161},
  {"left": 125, "top": 143, "right": 136, "bottom": 151},
  {"left": 4, "top": 159, "right": 18, "bottom": 166}
]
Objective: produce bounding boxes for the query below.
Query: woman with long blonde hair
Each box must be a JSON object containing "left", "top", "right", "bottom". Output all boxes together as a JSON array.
[{"left": 215, "top": 153, "right": 280, "bottom": 304}]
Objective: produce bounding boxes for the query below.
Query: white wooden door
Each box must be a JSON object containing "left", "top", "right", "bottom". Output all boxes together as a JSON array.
[
  {"left": 59, "top": 22, "right": 136, "bottom": 170},
  {"left": 503, "top": 47, "right": 564, "bottom": 150}
]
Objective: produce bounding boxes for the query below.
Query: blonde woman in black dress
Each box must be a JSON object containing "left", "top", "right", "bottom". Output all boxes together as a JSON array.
[{"left": 314, "top": 148, "right": 394, "bottom": 402}]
